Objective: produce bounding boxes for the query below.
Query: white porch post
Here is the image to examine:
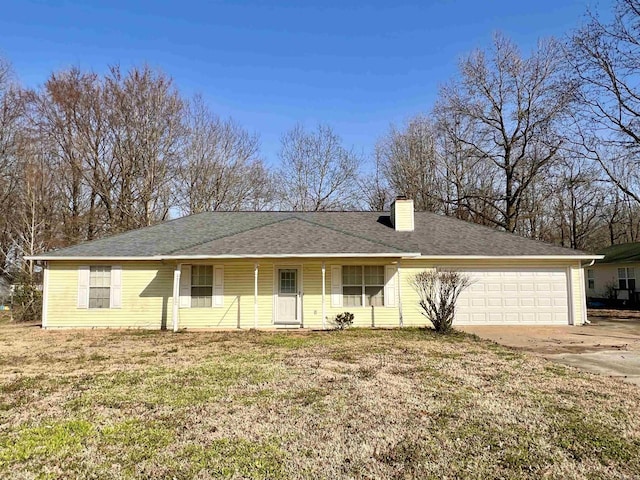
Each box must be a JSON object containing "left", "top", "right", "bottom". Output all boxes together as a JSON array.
[
  {"left": 172, "top": 264, "right": 181, "bottom": 332},
  {"left": 254, "top": 263, "right": 258, "bottom": 329},
  {"left": 41, "top": 262, "right": 49, "bottom": 329},
  {"left": 321, "top": 262, "right": 326, "bottom": 329}
]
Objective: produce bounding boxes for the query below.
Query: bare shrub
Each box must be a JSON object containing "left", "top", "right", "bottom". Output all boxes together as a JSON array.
[
  {"left": 410, "top": 270, "right": 471, "bottom": 333},
  {"left": 333, "top": 312, "right": 354, "bottom": 330}
]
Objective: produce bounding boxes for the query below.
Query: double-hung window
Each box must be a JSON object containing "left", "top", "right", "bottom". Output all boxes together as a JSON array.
[
  {"left": 618, "top": 267, "right": 636, "bottom": 290},
  {"left": 89, "top": 266, "right": 111, "bottom": 309},
  {"left": 587, "top": 269, "right": 595, "bottom": 290},
  {"left": 191, "top": 265, "right": 213, "bottom": 308},
  {"left": 342, "top": 265, "right": 385, "bottom": 307}
]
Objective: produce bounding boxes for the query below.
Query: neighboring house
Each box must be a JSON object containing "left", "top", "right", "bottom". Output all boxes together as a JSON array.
[
  {"left": 26, "top": 198, "right": 600, "bottom": 330},
  {"left": 585, "top": 242, "right": 640, "bottom": 304}
]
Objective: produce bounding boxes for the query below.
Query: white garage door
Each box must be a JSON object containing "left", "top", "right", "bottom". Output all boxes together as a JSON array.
[{"left": 455, "top": 268, "right": 569, "bottom": 325}]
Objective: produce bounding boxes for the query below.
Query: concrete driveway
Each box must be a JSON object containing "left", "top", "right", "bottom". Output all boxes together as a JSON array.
[{"left": 460, "top": 317, "right": 640, "bottom": 386}]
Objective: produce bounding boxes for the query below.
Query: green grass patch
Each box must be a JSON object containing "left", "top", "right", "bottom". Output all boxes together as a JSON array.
[
  {"left": 0, "top": 420, "right": 94, "bottom": 466},
  {"left": 183, "top": 437, "right": 286, "bottom": 479},
  {"left": 67, "top": 357, "right": 279, "bottom": 410},
  {"left": 551, "top": 408, "right": 640, "bottom": 466}
]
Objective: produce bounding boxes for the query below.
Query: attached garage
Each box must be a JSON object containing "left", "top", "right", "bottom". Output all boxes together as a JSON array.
[{"left": 454, "top": 268, "right": 570, "bottom": 325}]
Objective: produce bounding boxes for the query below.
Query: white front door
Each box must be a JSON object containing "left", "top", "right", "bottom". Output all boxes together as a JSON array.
[{"left": 276, "top": 268, "right": 300, "bottom": 324}]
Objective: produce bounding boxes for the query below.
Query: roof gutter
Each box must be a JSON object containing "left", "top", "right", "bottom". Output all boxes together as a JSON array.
[
  {"left": 24, "top": 252, "right": 423, "bottom": 261},
  {"left": 414, "top": 255, "right": 604, "bottom": 261},
  {"left": 24, "top": 253, "right": 604, "bottom": 262}
]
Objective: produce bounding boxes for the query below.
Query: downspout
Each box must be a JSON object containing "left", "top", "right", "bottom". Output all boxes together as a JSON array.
[
  {"left": 172, "top": 264, "right": 181, "bottom": 332},
  {"left": 321, "top": 263, "right": 326, "bottom": 330},
  {"left": 254, "top": 263, "right": 258, "bottom": 329}
]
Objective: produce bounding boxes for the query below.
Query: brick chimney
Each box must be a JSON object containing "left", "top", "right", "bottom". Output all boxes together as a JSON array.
[{"left": 390, "top": 196, "right": 414, "bottom": 231}]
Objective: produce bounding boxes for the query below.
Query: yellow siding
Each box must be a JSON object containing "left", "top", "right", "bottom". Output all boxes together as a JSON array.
[
  {"left": 571, "top": 263, "right": 585, "bottom": 326},
  {"left": 47, "top": 261, "right": 173, "bottom": 328},
  {"left": 44, "top": 257, "right": 588, "bottom": 329},
  {"left": 391, "top": 200, "right": 414, "bottom": 231}
]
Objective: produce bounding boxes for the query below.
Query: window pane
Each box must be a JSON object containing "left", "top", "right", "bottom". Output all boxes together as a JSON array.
[
  {"left": 89, "top": 287, "right": 110, "bottom": 309},
  {"left": 90, "top": 266, "right": 111, "bottom": 288},
  {"left": 191, "top": 266, "right": 213, "bottom": 307},
  {"left": 191, "top": 286, "right": 213, "bottom": 297},
  {"left": 343, "top": 285, "right": 362, "bottom": 307},
  {"left": 192, "top": 266, "right": 213, "bottom": 287},
  {"left": 342, "top": 266, "right": 362, "bottom": 286},
  {"left": 365, "top": 285, "right": 384, "bottom": 307},
  {"left": 364, "top": 266, "right": 384, "bottom": 285},
  {"left": 630, "top": 279, "right": 636, "bottom": 290},
  {"left": 587, "top": 269, "right": 594, "bottom": 280},
  {"left": 588, "top": 280, "right": 595, "bottom": 289},
  {"left": 191, "top": 295, "right": 212, "bottom": 308},
  {"left": 279, "top": 270, "right": 297, "bottom": 294},
  {"left": 618, "top": 268, "right": 626, "bottom": 279},
  {"left": 628, "top": 268, "right": 635, "bottom": 279},
  {"left": 619, "top": 279, "right": 627, "bottom": 290}
]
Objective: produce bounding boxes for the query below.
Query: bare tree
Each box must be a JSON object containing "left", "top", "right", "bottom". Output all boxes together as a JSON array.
[
  {"left": 377, "top": 116, "right": 443, "bottom": 212},
  {"left": 568, "top": 0, "right": 640, "bottom": 205},
  {"left": 277, "top": 124, "right": 360, "bottom": 211},
  {"left": 358, "top": 148, "right": 391, "bottom": 211},
  {"left": 27, "top": 68, "right": 110, "bottom": 244},
  {"left": 0, "top": 57, "right": 24, "bottom": 273},
  {"left": 434, "top": 33, "right": 574, "bottom": 232},
  {"left": 177, "top": 96, "right": 272, "bottom": 213},
  {"left": 105, "top": 65, "right": 185, "bottom": 230}
]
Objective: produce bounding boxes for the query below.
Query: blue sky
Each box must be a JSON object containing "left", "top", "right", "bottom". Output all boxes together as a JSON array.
[{"left": 0, "top": 0, "right": 608, "bottom": 164}]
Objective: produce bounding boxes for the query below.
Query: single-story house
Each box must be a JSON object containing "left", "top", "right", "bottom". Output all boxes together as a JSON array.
[
  {"left": 586, "top": 242, "right": 640, "bottom": 304},
  {"left": 26, "top": 198, "right": 600, "bottom": 330}
]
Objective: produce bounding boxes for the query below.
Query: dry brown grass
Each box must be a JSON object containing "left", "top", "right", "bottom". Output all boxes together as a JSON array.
[{"left": 1, "top": 323, "right": 639, "bottom": 479}]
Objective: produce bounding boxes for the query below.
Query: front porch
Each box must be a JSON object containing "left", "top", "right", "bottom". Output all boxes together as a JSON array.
[{"left": 169, "top": 258, "right": 404, "bottom": 331}]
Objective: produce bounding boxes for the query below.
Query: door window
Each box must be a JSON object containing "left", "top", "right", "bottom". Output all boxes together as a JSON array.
[{"left": 279, "top": 270, "right": 297, "bottom": 294}]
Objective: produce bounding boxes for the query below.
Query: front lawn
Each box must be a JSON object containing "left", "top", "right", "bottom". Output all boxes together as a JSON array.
[{"left": 1, "top": 324, "right": 639, "bottom": 479}]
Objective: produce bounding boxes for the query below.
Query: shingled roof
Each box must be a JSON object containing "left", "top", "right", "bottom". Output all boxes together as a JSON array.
[
  {"left": 31, "top": 211, "right": 594, "bottom": 259},
  {"left": 596, "top": 242, "right": 640, "bottom": 264}
]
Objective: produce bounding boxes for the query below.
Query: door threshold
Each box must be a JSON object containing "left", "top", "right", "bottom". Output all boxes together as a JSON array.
[{"left": 274, "top": 322, "right": 302, "bottom": 328}]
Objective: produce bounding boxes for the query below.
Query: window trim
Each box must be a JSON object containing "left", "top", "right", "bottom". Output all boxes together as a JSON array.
[
  {"left": 78, "top": 264, "right": 121, "bottom": 310},
  {"left": 190, "top": 264, "right": 214, "bottom": 308},
  {"left": 618, "top": 267, "right": 636, "bottom": 290},
  {"left": 88, "top": 265, "right": 111, "bottom": 309},
  {"left": 342, "top": 265, "right": 386, "bottom": 308}
]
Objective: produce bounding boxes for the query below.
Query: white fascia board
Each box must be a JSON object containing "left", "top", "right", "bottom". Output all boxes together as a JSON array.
[
  {"left": 24, "top": 253, "right": 422, "bottom": 261},
  {"left": 25, "top": 253, "right": 603, "bottom": 262},
  {"left": 413, "top": 255, "right": 605, "bottom": 261},
  {"left": 23, "top": 255, "right": 165, "bottom": 262}
]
